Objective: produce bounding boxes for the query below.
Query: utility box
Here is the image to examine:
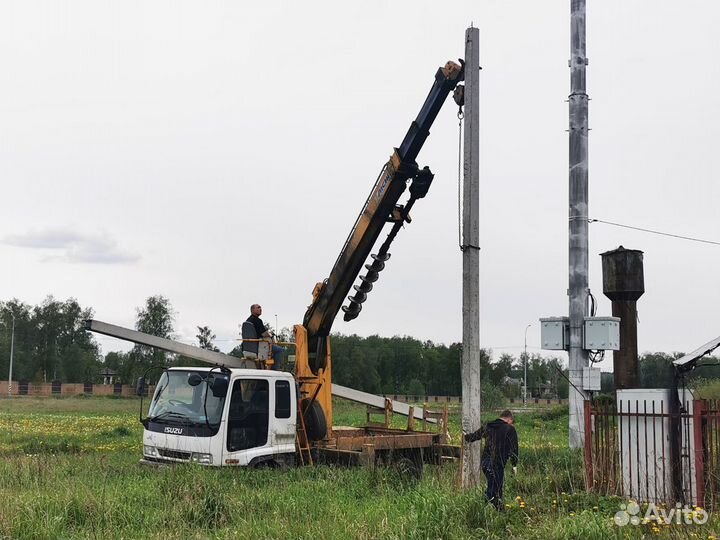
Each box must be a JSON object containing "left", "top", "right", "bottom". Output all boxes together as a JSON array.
[
  {"left": 540, "top": 317, "right": 569, "bottom": 350},
  {"left": 583, "top": 317, "right": 620, "bottom": 350},
  {"left": 582, "top": 367, "right": 601, "bottom": 391}
]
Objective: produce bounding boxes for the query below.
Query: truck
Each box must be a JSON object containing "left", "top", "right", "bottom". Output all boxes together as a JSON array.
[{"left": 87, "top": 56, "right": 465, "bottom": 471}]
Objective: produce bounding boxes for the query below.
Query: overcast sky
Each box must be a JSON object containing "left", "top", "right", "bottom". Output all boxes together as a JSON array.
[{"left": 1, "top": 1, "right": 718, "bottom": 372}]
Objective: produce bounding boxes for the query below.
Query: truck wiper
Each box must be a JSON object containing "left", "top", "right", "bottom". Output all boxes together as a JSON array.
[{"left": 149, "top": 411, "right": 189, "bottom": 424}]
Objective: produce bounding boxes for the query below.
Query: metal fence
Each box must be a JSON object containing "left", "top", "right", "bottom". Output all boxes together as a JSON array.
[
  {"left": 385, "top": 395, "right": 568, "bottom": 406},
  {"left": 698, "top": 399, "right": 720, "bottom": 509},
  {"left": 584, "top": 397, "right": 718, "bottom": 507},
  {"left": 0, "top": 380, "right": 153, "bottom": 397}
]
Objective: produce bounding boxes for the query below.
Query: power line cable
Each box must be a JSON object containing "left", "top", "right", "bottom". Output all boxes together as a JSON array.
[{"left": 588, "top": 218, "right": 720, "bottom": 246}]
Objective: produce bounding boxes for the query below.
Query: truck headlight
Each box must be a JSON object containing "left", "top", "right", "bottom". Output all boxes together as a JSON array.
[
  {"left": 143, "top": 445, "right": 158, "bottom": 457},
  {"left": 190, "top": 452, "right": 213, "bottom": 465}
]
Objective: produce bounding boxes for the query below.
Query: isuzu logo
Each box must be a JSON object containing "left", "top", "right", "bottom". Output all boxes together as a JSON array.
[{"left": 164, "top": 427, "right": 184, "bottom": 435}]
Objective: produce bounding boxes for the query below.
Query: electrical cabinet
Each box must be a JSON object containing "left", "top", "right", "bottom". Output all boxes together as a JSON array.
[
  {"left": 583, "top": 317, "right": 620, "bottom": 350},
  {"left": 582, "top": 366, "right": 601, "bottom": 391},
  {"left": 540, "top": 317, "right": 569, "bottom": 350}
]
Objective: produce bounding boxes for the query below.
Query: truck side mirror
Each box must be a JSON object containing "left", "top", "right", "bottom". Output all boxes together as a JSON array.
[
  {"left": 136, "top": 377, "right": 146, "bottom": 397},
  {"left": 210, "top": 376, "right": 229, "bottom": 398}
]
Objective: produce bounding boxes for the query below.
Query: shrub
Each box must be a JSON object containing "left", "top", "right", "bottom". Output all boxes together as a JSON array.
[
  {"left": 481, "top": 381, "right": 506, "bottom": 410},
  {"left": 690, "top": 377, "right": 720, "bottom": 400}
]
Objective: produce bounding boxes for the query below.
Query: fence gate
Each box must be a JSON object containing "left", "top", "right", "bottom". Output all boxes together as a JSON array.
[{"left": 585, "top": 391, "right": 710, "bottom": 507}]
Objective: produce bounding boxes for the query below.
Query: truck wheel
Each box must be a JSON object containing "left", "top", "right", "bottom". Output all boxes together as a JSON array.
[
  {"left": 301, "top": 399, "right": 327, "bottom": 441},
  {"left": 250, "top": 458, "right": 280, "bottom": 469},
  {"left": 394, "top": 456, "right": 423, "bottom": 483}
]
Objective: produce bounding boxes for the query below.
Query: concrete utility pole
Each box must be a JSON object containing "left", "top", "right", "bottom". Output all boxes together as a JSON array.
[
  {"left": 8, "top": 313, "right": 15, "bottom": 397},
  {"left": 523, "top": 324, "right": 531, "bottom": 407},
  {"left": 461, "top": 26, "right": 482, "bottom": 488},
  {"left": 568, "top": 0, "right": 589, "bottom": 448}
]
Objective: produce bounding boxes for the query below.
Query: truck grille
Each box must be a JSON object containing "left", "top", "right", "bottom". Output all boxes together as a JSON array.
[{"left": 158, "top": 448, "right": 191, "bottom": 461}]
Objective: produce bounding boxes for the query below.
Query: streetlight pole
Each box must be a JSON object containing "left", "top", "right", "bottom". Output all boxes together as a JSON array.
[
  {"left": 523, "top": 324, "right": 531, "bottom": 407},
  {"left": 8, "top": 313, "right": 15, "bottom": 397}
]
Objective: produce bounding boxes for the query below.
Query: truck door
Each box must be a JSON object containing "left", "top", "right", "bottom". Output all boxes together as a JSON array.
[
  {"left": 223, "top": 378, "right": 270, "bottom": 465},
  {"left": 271, "top": 379, "right": 297, "bottom": 454}
]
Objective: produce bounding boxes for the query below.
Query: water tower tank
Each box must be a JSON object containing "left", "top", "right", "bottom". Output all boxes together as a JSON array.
[{"left": 600, "top": 246, "right": 644, "bottom": 302}]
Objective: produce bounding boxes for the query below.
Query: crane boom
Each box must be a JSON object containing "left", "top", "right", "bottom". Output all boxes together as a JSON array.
[{"left": 302, "top": 60, "right": 464, "bottom": 351}]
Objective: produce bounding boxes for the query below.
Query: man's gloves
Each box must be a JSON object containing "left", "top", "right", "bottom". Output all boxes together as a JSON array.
[{"left": 512, "top": 466, "right": 517, "bottom": 476}]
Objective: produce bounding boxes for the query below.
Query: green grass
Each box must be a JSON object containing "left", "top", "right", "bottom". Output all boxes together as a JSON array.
[{"left": 0, "top": 396, "right": 718, "bottom": 539}]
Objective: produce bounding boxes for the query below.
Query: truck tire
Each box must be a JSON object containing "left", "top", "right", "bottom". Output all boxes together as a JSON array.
[
  {"left": 301, "top": 399, "right": 327, "bottom": 441},
  {"left": 394, "top": 456, "right": 423, "bottom": 483}
]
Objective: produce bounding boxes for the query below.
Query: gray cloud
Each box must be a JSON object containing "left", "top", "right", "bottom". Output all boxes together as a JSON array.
[{"left": 4, "top": 228, "right": 140, "bottom": 264}]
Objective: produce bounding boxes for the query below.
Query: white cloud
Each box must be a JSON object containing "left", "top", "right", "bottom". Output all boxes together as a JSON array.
[{"left": 4, "top": 228, "right": 140, "bottom": 264}]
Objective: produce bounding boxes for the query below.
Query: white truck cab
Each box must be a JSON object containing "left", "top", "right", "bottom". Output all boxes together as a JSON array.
[{"left": 141, "top": 367, "right": 297, "bottom": 467}]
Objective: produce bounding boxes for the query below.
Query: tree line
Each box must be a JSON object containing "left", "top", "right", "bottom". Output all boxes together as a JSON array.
[
  {"left": 0, "top": 297, "right": 99, "bottom": 383},
  {"left": 0, "top": 295, "right": 712, "bottom": 399},
  {"left": 328, "top": 334, "right": 570, "bottom": 401}
]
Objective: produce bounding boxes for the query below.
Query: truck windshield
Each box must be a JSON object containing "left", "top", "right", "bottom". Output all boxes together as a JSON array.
[{"left": 148, "top": 370, "right": 228, "bottom": 428}]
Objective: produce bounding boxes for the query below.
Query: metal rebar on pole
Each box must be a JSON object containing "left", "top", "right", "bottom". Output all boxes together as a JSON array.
[
  {"left": 568, "top": 0, "right": 589, "bottom": 448},
  {"left": 461, "top": 26, "right": 482, "bottom": 489}
]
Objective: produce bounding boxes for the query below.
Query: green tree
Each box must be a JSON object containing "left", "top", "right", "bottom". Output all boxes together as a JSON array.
[
  {"left": 196, "top": 325, "right": 219, "bottom": 351},
  {"left": 0, "top": 297, "right": 100, "bottom": 383},
  {"left": 491, "top": 353, "right": 516, "bottom": 386},
  {"left": 130, "top": 295, "right": 175, "bottom": 381},
  {"left": 103, "top": 351, "right": 130, "bottom": 383},
  {"left": 0, "top": 300, "right": 32, "bottom": 382},
  {"left": 639, "top": 352, "right": 680, "bottom": 388},
  {"left": 405, "top": 378, "right": 425, "bottom": 397}
]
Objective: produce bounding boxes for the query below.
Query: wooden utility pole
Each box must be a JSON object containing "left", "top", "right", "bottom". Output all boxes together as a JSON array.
[{"left": 461, "top": 26, "right": 482, "bottom": 488}]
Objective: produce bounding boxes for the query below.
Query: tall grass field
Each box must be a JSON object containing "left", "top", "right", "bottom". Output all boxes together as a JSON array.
[{"left": 0, "top": 396, "right": 718, "bottom": 539}]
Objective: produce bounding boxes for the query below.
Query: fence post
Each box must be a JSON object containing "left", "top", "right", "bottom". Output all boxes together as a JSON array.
[
  {"left": 584, "top": 400, "right": 593, "bottom": 490},
  {"left": 693, "top": 399, "right": 706, "bottom": 507}
]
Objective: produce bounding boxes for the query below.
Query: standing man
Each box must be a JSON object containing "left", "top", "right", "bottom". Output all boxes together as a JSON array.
[
  {"left": 464, "top": 409, "right": 519, "bottom": 510},
  {"left": 247, "top": 304, "right": 284, "bottom": 370}
]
